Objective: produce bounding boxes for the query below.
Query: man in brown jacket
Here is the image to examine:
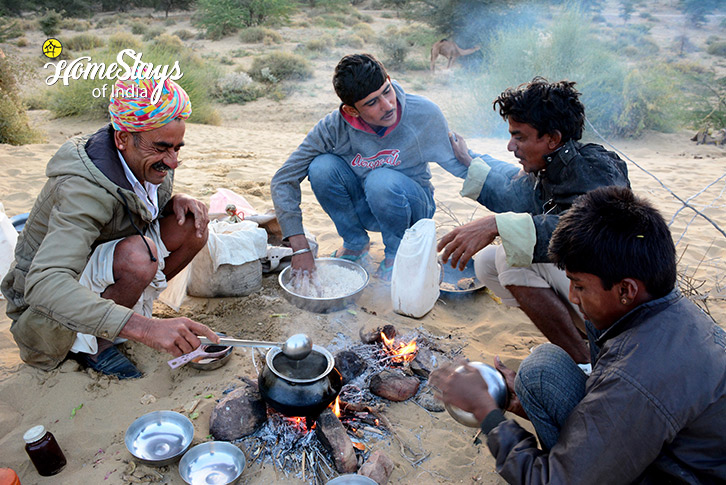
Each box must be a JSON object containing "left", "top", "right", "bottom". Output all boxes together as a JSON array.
[{"left": 1, "top": 78, "right": 219, "bottom": 379}]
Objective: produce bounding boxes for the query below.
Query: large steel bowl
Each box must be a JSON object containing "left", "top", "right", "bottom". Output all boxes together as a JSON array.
[
  {"left": 125, "top": 411, "right": 194, "bottom": 466},
  {"left": 278, "top": 258, "right": 369, "bottom": 313}
]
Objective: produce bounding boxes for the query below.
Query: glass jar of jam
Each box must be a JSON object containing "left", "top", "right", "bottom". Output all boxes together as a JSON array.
[{"left": 23, "top": 425, "right": 67, "bottom": 476}]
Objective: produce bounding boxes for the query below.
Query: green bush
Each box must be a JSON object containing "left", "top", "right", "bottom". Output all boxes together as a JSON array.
[
  {"left": 173, "top": 29, "right": 195, "bottom": 40},
  {"left": 197, "top": 0, "right": 293, "bottom": 40},
  {"left": 707, "top": 41, "right": 726, "bottom": 57},
  {"left": 0, "top": 57, "right": 43, "bottom": 145},
  {"left": 248, "top": 51, "right": 312, "bottom": 83},
  {"left": 239, "top": 26, "right": 282, "bottom": 43},
  {"left": 456, "top": 9, "right": 681, "bottom": 138},
  {"left": 0, "top": 18, "right": 23, "bottom": 42},
  {"left": 39, "top": 10, "right": 63, "bottom": 37},
  {"left": 65, "top": 33, "right": 104, "bottom": 51},
  {"left": 107, "top": 32, "right": 143, "bottom": 51},
  {"left": 130, "top": 21, "right": 148, "bottom": 36},
  {"left": 214, "top": 72, "right": 266, "bottom": 103}
]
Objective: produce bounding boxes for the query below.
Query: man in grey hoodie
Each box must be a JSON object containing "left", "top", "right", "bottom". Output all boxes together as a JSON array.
[{"left": 270, "top": 53, "right": 468, "bottom": 277}]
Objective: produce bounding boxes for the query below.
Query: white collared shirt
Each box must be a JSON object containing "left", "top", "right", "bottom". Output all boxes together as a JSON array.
[{"left": 118, "top": 150, "right": 160, "bottom": 220}]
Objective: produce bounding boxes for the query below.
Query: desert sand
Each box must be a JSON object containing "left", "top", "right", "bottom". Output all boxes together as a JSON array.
[{"left": 1, "top": 4, "right": 725, "bottom": 485}]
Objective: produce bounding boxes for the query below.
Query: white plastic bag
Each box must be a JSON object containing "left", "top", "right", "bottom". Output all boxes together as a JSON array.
[
  {"left": 0, "top": 203, "right": 19, "bottom": 289},
  {"left": 391, "top": 218, "right": 440, "bottom": 318}
]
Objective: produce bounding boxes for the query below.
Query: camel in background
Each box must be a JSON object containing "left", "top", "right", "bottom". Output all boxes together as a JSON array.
[{"left": 430, "top": 39, "right": 480, "bottom": 72}]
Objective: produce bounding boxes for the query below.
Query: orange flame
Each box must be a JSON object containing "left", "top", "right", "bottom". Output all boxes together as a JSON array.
[
  {"left": 283, "top": 416, "right": 308, "bottom": 432},
  {"left": 380, "top": 332, "right": 418, "bottom": 363},
  {"left": 332, "top": 397, "right": 341, "bottom": 417}
]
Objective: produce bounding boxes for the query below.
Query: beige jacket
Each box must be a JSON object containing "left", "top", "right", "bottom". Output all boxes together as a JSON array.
[{"left": 1, "top": 125, "right": 174, "bottom": 370}]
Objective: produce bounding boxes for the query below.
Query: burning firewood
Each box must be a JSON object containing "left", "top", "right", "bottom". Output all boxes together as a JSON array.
[{"left": 315, "top": 408, "right": 358, "bottom": 474}]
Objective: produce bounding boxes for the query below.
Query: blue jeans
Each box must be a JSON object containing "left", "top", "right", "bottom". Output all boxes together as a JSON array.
[
  {"left": 308, "top": 154, "right": 435, "bottom": 259},
  {"left": 515, "top": 343, "right": 588, "bottom": 450}
]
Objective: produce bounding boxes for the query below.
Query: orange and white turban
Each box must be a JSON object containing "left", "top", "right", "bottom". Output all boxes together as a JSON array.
[{"left": 109, "top": 78, "right": 192, "bottom": 132}]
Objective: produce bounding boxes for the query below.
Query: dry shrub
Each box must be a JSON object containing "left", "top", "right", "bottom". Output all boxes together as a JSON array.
[
  {"left": 239, "top": 26, "right": 282, "bottom": 44},
  {"left": 248, "top": 51, "right": 312, "bottom": 83},
  {"left": 64, "top": 33, "right": 104, "bottom": 51},
  {"left": 0, "top": 57, "right": 43, "bottom": 145},
  {"left": 107, "top": 32, "right": 143, "bottom": 51}
]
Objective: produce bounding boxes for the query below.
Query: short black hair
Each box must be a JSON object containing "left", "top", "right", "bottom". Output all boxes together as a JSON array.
[
  {"left": 333, "top": 53, "right": 388, "bottom": 107},
  {"left": 548, "top": 186, "right": 676, "bottom": 298},
  {"left": 493, "top": 77, "right": 585, "bottom": 142}
]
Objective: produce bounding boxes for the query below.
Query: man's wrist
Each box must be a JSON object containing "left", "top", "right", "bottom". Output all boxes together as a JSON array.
[{"left": 288, "top": 234, "right": 309, "bottom": 252}]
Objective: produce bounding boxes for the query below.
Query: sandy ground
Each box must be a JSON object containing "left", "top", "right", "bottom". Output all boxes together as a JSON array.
[{"left": 1, "top": 3, "right": 726, "bottom": 485}]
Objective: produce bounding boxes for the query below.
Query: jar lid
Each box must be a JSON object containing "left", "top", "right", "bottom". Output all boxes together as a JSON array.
[{"left": 23, "top": 425, "right": 45, "bottom": 443}]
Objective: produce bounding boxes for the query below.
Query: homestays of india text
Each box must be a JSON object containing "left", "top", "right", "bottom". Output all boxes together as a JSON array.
[{"left": 44, "top": 48, "right": 183, "bottom": 103}]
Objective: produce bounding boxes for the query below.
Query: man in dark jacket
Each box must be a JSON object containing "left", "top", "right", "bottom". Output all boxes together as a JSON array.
[
  {"left": 438, "top": 78, "right": 630, "bottom": 365},
  {"left": 432, "top": 186, "right": 726, "bottom": 484},
  {"left": 2, "top": 78, "right": 219, "bottom": 379}
]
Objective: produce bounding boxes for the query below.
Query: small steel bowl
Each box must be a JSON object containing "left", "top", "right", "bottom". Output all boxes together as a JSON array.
[
  {"left": 445, "top": 362, "right": 508, "bottom": 428},
  {"left": 188, "top": 344, "right": 233, "bottom": 371},
  {"left": 125, "top": 411, "right": 194, "bottom": 466},
  {"left": 278, "top": 258, "right": 369, "bottom": 313},
  {"left": 178, "top": 441, "right": 246, "bottom": 485},
  {"left": 326, "top": 475, "right": 378, "bottom": 485}
]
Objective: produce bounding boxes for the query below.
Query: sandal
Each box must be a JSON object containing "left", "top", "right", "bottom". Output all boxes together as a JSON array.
[
  {"left": 330, "top": 249, "right": 369, "bottom": 262},
  {"left": 376, "top": 259, "right": 394, "bottom": 281},
  {"left": 75, "top": 346, "right": 142, "bottom": 380}
]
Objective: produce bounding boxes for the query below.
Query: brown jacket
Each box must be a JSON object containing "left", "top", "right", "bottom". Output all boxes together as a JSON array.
[{"left": 1, "top": 125, "right": 174, "bottom": 370}]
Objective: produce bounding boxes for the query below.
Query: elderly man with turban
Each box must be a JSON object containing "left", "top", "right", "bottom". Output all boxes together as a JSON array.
[{"left": 1, "top": 78, "right": 219, "bottom": 379}]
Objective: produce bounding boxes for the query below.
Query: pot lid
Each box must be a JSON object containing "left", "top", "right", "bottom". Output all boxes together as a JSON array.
[{"left": 266, "top": 345, "right": 334, "bottom": 383}]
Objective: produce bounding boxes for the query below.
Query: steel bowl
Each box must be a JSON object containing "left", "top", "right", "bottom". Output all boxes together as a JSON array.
[
  {"left": 189, "top": 344, "right": 233, "bottom": 371},
  {"left": 125, "top": 411, "right": 194, "bottom": 466},
  {"left": 445, "top": 362, "right": 508, "bottom": 428},
  {"left": 178, "top": 441, "right": 246, "bottom": 485},
  {"left": 326, "top": 475, "right": 378, "bottom": 484},
  {"left": 278, "top": 258, "right": 369, "bottom": 313}
]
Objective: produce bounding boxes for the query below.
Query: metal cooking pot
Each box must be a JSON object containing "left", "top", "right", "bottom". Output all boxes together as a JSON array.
[{"left": 258, "top": 345, "right": 342, "bottom": 417}]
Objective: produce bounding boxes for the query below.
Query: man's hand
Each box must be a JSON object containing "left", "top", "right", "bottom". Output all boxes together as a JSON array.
[
  {"left": 170, "top": 193, "right": 209, "bottom": 239},
  {"left": 430, "top": 362, "right": 498, "bottom": 423},
  {"left": 288, "top": 234, "right": 315, "bottom": 272},
  {"left": 449, "top": 131, "right": 473, "bottom": 167},
  {"left": 494, "top": 356, "right": 527, "bottom": 419},
  {"left": 120, "top": 314, "right": 220, "bottom": 357},
  {"left": 437, "top": 216, "right": 499, "bottom": 270}
]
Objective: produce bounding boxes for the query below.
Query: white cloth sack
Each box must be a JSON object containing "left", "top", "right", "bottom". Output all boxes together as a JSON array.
[
  {"left": 158, "top": 219, "right": 268, "bottom": 309},
  {"left": 0, "top": 203, "right": 19, "bottom": 295}
]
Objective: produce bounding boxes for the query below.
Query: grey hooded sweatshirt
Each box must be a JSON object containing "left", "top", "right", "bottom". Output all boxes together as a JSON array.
[{"left": 270, "top": 81, "right": 468, "bottom": 240}]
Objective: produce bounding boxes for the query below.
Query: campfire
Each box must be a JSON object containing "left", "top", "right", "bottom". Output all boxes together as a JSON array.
[{"left": 207, "top": 324, "right": 451, "bottom": 484}]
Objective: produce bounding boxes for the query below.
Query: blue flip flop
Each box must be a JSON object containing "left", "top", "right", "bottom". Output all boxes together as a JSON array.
[
  {"left": 330, "top": 249, "right": 369, "bottom": 262},
  {"left": 75, "top": 346, "right": 142, "bottom": 380}
]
